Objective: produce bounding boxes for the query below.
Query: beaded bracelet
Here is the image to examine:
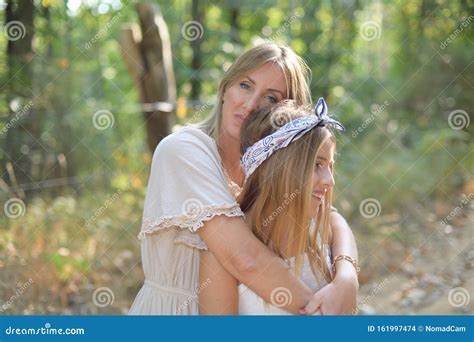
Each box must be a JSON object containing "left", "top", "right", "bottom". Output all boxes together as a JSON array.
[{"left": 331, "top": 255, "right": 360, "bottom": 274}]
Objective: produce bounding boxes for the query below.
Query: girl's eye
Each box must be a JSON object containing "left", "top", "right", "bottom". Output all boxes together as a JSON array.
[
  {"left": 240, "top": 82, "right": 250, "bottom": 90},
  {"left": 315, "top": 163, "right": 323, "bottom": 171}
]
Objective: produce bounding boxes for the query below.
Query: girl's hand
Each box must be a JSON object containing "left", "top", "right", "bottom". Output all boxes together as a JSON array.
[{"left": 304, "top": 262, "right": 359, "bottom": 315}]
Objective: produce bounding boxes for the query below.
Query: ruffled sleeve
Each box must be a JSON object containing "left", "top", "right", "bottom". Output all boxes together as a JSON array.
[{"left": 138, "top": 127, "right": 244, "bottom": 249}]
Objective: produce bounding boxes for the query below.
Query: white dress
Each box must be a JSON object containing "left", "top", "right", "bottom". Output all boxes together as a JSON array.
[
  {"left": 239, "top": 248, "right": 332, "bottom": 315},
  {"left": 129, "top": 126, "right": 244, "bottom": 315}
]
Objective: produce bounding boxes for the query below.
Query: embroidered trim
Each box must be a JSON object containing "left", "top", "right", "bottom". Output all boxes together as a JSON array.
[{"left": 138, "top": 203, "right": 244, "bottom": 239}]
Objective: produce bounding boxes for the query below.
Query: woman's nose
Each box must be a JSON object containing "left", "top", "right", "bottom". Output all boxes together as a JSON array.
[{"left": 243, "top": 94, "right": 259, "bottom": 113}]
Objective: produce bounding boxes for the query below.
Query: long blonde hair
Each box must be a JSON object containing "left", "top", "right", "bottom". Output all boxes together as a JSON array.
[
  {"left": 198, "top": 43, "right": 311, "bottom": 140},
  {"left": 239, "top": 101, "right": 335, "bottom": 281}
]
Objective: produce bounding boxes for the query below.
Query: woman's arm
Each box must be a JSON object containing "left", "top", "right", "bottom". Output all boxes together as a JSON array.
[
  {"left": 199, "top": 250, "right": 238, "bottom": 315},
  {"left": 197, "top": 215, "right": 313, "bottom": 315},
  {"left": 304, "top": 211, "right": 359, "bottom": 315}
]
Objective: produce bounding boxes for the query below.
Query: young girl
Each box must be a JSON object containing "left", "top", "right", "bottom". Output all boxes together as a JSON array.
[{"left": 200, "top": 99, "right": 352, "bottom": 315}]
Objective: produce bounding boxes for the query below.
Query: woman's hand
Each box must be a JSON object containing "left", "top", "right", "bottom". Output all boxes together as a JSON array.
[{"left": 304, "top": 262, "right": 359, "bottom": 315}]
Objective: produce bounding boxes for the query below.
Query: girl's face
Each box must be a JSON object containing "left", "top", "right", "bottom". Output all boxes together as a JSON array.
[
  {"left": 220, "top": 63, "right": 287, "bottom": 142},
  {"left": 311, "top": 139, "right": 335, "bottom": 212}
]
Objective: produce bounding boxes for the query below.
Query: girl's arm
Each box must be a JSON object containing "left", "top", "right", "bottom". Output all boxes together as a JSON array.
[
  {"left": 330, "top": 211, "right": 359, "bottom": 274},
  {"left": 199, "top": 251, "right": 238, "bottom": 315},
  {"left": 197, "top": 215, "right": 313, "bottom": 315},
  {"left": 304, "top": 211, "right": 359, "bottom": 315}
]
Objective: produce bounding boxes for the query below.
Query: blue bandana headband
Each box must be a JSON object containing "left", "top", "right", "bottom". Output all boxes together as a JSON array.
[{"left": 240, "top": 98, "right": 345, "bottom": 180}]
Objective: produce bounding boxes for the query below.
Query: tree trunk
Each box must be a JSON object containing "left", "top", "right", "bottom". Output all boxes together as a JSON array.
[
  {"left": 229, "top": 7, "right": 241, "bottom": 44},
  {"left": 191, "top": 0, "right": 204, "bottom": 101},
  {"left": 119, "top": 3, "right": 176, "bottom": 152},
  {"left": 3, "top": 0, "right": 36, "bottom": 197}
]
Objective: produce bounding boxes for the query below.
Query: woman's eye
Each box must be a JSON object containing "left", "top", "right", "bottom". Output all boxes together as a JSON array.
[
  {"left": 240, "top": 82, "right": 250, "bottom": 90},
  {"left": 315, "top": 163, "right": 322, "bottom": 170},
  {"left": 265, "top": 95, "right": 278, "bottom": 104}
]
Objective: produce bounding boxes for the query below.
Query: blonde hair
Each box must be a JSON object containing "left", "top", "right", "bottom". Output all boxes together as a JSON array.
[
  {"left": 198, "top": 43, "right": 311, "bottom": 140},
  {"left": 239, "top": 101, "right": 335, "bottom": 281}
]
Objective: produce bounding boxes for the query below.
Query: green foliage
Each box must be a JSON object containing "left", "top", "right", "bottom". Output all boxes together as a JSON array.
[
  {"left": 0, "top": 0, "right": 471, "bottom": 218},
  {"left": 0, "top": 0, "right": 472, "bottom": 314}
]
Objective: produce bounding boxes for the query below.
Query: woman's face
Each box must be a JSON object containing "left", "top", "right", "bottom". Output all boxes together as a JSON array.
[
  {"left": 311, "top": 139, "right": 335, "bottom": 211},
  {"left": 220, "top": 63, "right": 288, "bottom": 142}
]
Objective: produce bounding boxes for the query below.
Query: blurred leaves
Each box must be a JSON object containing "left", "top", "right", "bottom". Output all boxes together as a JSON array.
[{"left": 0, "top": 0, "right": 472, "bottom": 314}]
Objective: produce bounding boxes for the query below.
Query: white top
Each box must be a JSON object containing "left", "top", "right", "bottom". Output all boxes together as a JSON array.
[
  {"left": 239, "top": 241, "right": 332, "bottom": 315},
  {"left": 129, "top": 126, "right": 244, "bottom": 315}
]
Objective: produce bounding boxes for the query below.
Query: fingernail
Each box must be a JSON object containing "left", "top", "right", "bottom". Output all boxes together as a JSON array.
[{"left": 299, "top": 309, "right": 307, "bottom": 315}]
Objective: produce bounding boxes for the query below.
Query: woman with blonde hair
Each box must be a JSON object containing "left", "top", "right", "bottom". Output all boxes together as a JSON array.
[
  {"left": 129, "top": 43, "right": 358, "bottom": 315},
  {"left": 200, "top": 99, "right": 350, "bottom": 314}
]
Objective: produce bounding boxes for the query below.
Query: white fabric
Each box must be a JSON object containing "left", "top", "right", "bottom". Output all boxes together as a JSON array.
[
  {"left": 239, "top": 253, "right": 331, "bottom": 315},
  {"left": 239, "top": 226, "right": 332, "bottom": 315},
  {"left": 129, "top": 126, "right": 244, "bottom": 315}
]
